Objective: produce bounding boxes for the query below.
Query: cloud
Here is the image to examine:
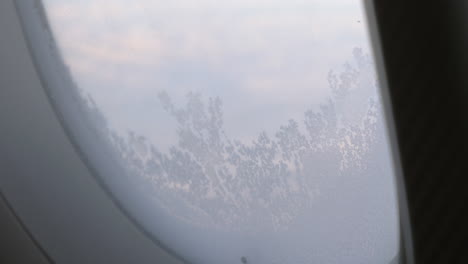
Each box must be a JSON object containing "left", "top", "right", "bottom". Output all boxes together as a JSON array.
[{"left": 42, "top": 0, "right": 373, "bottom": 146}]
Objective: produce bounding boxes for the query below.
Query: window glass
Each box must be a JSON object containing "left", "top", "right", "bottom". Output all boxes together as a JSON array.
[{"left": 41, "top": 0, "right": 400, "bottom": 263}]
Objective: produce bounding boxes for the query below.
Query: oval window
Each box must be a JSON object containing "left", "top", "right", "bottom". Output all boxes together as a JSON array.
[{"left": 37, "top": 0, "right": 400, "bottom": 263}]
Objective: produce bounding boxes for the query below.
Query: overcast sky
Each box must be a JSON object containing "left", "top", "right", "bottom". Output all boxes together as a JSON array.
[{"left": 42, "top": 0, "right": 372, "bottom": 150}]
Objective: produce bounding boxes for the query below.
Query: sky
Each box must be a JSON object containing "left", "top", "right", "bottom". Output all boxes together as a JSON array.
[{"left": 42, "top": 0, "right": 371, "bottom": 150}]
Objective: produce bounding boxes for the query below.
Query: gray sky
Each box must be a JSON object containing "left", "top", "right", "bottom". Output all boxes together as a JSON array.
[{"left": 43, "top": 0, "right": 371, "bottom": 150}]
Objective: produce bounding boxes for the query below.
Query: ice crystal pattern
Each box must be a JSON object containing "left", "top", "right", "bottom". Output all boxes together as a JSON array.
[{"left": 83, "top": 48, "right": 387, "bottom": 232}]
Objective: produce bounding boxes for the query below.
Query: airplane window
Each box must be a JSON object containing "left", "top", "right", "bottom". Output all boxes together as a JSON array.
[{"left": 37, "top": 0, "right": 400, "bottom": 263}]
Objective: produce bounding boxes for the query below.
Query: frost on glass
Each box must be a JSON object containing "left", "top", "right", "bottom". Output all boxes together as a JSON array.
[
  {"left": 108, "top": 49, "right": 383, "bottom": 231},
  {"left": 39, "top": 0, "right": 400, "bottom": 263}
]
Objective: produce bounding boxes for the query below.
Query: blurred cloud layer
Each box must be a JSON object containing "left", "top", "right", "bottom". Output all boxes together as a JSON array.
[{"left": 44, "top": 0, "right": 369, "bottom": 149}]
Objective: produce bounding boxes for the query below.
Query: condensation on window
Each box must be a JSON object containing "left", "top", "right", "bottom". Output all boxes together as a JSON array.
[{"left": 38, "top": 0, "right": 400, "bottom": 263}]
